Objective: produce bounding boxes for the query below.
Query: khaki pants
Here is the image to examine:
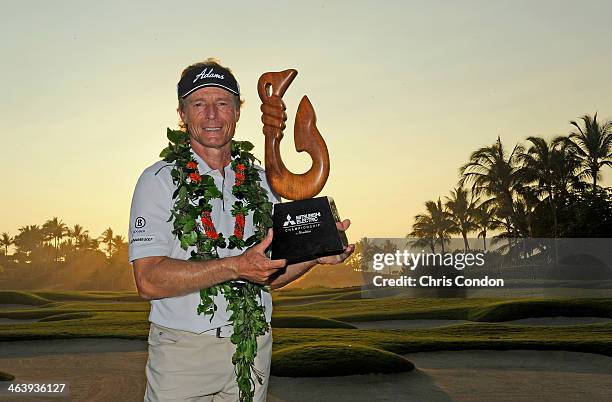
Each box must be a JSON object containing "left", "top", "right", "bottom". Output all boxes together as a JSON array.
[{"left": 144, "top": 323, "right": 272, "bottom": 402}]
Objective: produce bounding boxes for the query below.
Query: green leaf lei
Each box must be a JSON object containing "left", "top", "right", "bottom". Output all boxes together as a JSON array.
[{"left": 160, "top": 128, "right": 274, "bottom": 402}]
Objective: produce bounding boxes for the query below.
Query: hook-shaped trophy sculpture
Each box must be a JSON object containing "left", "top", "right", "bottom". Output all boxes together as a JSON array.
[{"left": 258, "top": 69, "right": 348, "bottom": 263}]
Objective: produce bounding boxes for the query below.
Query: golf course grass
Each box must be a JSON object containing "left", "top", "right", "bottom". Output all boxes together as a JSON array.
[
  {"left": 272, "top": 343, "right": 414, "bottom": 376},
  {"left": 0, "top": 370, "right": 15, "bottom": 381},
  {"left": 2, "top": 289, "right": 612, "bottom": 376},
  {"left": 0, "top": 291, "right": 52, "bottom": 306},
  {"left": 271, "top": 315, "right": 357, "bottom": 329}
]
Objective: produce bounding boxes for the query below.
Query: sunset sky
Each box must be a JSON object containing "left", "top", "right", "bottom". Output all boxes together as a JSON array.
[{"left": 2, "top": 0, "right": 611, "bottom": 244}]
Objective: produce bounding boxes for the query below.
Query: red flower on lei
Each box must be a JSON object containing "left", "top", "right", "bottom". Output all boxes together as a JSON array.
[
  {"left": 189, "top": 172, "right": 202, "bottom": 183},
  {"left": 195, "top": 162, "right": 251, "bottom": 242}
]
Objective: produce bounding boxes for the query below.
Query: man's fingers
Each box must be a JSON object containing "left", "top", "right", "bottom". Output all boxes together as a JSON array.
[
  {"left": 262, "top": 115, "right": 286, "bottom": 130},
  {"left": 268, "top": 258, "right": 287, "bottom": 268},
  {"left": 335, "top": 219, "right": 351, "bottom": 231},
  {"left": 261, "top": 103, "right": 287, "bottom": 118},
  {"left": 252, "top": 229, "right": 274, "bottom": 253}
]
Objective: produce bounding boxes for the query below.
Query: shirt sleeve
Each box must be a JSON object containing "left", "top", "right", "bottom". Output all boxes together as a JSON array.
[{"left": 128, "top": 166, "right": 175, "bottom": 263}]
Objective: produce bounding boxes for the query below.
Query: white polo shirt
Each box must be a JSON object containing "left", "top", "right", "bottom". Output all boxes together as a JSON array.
[{"left": 128, "top": 149, "right": 279, "bottom": 334}]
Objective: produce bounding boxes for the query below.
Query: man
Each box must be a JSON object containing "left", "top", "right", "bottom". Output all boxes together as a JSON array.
[{"left": 128, "top": 59, "right": 354, "bottom": 402}]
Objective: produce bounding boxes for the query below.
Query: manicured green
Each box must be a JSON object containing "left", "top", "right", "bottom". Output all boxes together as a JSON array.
[
  {"left": 274, "top": 286, "right": 361, "bottom": 298},
  {"left": 468, "top": 299, "right": 612, "bottom": 322},
  {"left": 273, "top": 323, "right": 612, "bottom": 357},
  {"left": 0, "top": 311, "right": 150, "bottom": 341},
  {"left": 0, "top": 370, "right": 15, "bottom": 381},
  {"left": 271, "top": 315, "right": 356, "bottom": 329},
  {"left": 0, "top": 291, "right": 51, "bottom": 306},
  {"left": 272, "top": 343, "right": 414, "bottom": 376},
  {"left": 272, "top": 288, "right": 363, "bottom": 306},
  {"left": 38, "top": 312, "right": 94, "bottom": 322},
  {"left": 275, "top": 296, "right": 612, "bottom": 323},
  {"left": 1, "top": 290, "right": 611, "bottom": 369},
  {"left": 32, "top": 290, "right": 143, "bottom": 302}
]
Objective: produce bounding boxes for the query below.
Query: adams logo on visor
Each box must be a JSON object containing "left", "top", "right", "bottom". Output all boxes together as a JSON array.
[
  {"left": 177, "top": 65, "right": 240, "bottom": 98},
  {"left": 193, "top": 68, "right": 224, "bottom": 82}
]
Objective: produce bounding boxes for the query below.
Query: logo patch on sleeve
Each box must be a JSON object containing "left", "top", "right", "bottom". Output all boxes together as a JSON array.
[{"left": 135, "top": 217, "right": 146, "bottom": 228}]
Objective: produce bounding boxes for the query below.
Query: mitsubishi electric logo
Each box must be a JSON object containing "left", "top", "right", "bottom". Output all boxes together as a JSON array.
[
  {"left": 281, "top": 211, "right": 322, "bottom": 234},
  {"left": 283, "top": 214, "right": 296, "bottom": 227}
]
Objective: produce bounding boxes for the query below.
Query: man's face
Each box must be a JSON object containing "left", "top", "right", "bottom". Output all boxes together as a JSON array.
[{"left": 178, "top": 86, "right": 240, "bottom": 150}]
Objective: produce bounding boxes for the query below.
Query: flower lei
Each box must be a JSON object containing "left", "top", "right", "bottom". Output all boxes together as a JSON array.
[{"left": 160, "top": 128, "right": 274, "bottom": 402}]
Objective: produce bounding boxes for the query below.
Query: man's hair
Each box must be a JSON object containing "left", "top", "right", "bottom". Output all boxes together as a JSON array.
[{"left": 178, "top": 58, "right": 244, "bottom": 131}]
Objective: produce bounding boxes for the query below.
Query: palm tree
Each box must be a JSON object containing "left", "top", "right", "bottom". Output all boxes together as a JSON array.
[
  {"left": 59, "top": 239, "right": 75, "bottom": 261},
  {"left": 407, "top": 214, "right": 437, "bottom": 254},
  {"left": 111, "top": 235, "right": 127, "bottom": 257},
  {"left": 473, "top": 201, "right": 499, "bottom": 251},
  {"left": 460, "top": 136, "right": 524, "bottom": 238},
  {"left": 359, "top": 238, "right": 383, "bottom": 271},
  {"left": 14, "top": 225, "right": 45, "bottom": 262},
  {"left": 558, "top": 113, "right": 612, "bottom": 190},
  {"left": 410, "top": 198, "right": 454, "bottom": 254},
  {"left": 68, "top": 224, "right": 89, "bottom": 250},
  {"left": 444, "top": 186, "right": 479, "bottom": 251},
  {"left": 82, "top": 234, "right": 100, "bottom": 251},
  {"left": 42, "top": 217, "right": 68, "bottom": 262},
  {"left": 519, "top": 136, "right": 582, "bottom": 237},
  {"left": 100, "top": 228, "right": 114, "bottom": 257},
  {"left": 378, "top": 239, "right": 399, "bottom": 274},
  {"left": 0, "top": 232, "right": 14, "bottom": 256}
]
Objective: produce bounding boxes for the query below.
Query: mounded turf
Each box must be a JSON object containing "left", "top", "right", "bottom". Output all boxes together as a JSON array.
[
  {"left": 274, "top": 287, "right": 361, "bottom": 298},
  {"left": 0, "top": 291, "right": 51, "bottom": 306},
  {"left": 271, "top": 315, "right": 356, "bottom": 329},
  {"left": 272, "top": 323, "right": 612, "bottom": 357},
  {"left": 0, "top": 370, "right": 15, "bottom": 381},
  {"left": 272, "top": 343, "right": 414, "bottom": 376},
  {"left": 38, "top": 312, "right": 95, "bottom": 322},
  {"left": 32, "top": 291, "right": 143, "bottom": 302},
  {"left": 468, "top": 299, "right": 612, "bottom": 322},
  {"left": 1, "top": 290, "right": 611, "bottom": 364},
  {"left": 274, "top": 296, "right": 612, "bottom": 323}
]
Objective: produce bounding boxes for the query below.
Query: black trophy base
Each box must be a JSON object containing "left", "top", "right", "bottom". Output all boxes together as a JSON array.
[{"left": 271, "top": 196, "right": 348, "bottom": 264}]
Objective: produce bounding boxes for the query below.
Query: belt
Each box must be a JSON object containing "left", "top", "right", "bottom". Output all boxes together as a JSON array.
[{"left": 203, "top": 324, "right": 233, "bottom": 338}]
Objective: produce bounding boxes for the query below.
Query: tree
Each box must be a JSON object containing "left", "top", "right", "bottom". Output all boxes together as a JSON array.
[
  {"left": 0, "top": 233, "right": 14, "bottom": 256},
  {"left": 351, "top": 238, "right": 383, "bottom": 271},
  {"left": 473, "top": 201, "right": 499, "bottom": 251},
  {"left": 59, "top": 239, "right": 76, "bottom": 261},
  {"left": 111, "top": 235, "right": 127, "bottom": 258},
  {"left": 68, "top": 224, "right": 89, "bottom": 250},
  {"left": 444, "top": 186, "right": 479, "bottom": 251},
  {"left": 42, "top": 217, "right": 68, "bottom": 262},
  {"left": 100, "top": 228, "right": 114, "bottom": 257},
  {"left": 556, "top": 187, "right": 612, "bottom": 237},
  {"left": 519, "top": 136, "right": 583, "bottom": 237},
  {"left": 14, "top": 225, "right": 45, "bottom": 263},
  {"left": 409, "top": 198, "right": 454, "bottom": 254},
  {"left": 460, "top": 137, "right": 524, "bottom": 238},
  {"left": 560, "top": 113, "right": 612, "bottom": 190}
]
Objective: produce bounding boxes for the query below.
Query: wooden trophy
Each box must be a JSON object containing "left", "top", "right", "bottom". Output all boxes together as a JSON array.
[{"left": 258, "top": 69, "right": 348, "bottom": 264}]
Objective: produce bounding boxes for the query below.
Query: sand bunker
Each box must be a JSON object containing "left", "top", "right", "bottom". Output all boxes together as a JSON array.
[
  {"left": 1, "top": 340, "right": 611, "bottom": 401},
  {"left": 268, "top": 350, "right": 612, "bottom": 402}
]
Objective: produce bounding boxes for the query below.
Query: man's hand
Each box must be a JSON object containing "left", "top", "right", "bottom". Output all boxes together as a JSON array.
[
  {"left": 261, "top": 96, "right": 287, "bottom": 132},
  {"left": 231, "top": 229, "right": 287, "bottom": 284},
  {"left": 316, "top": 219, "right": 355, "bottom": 264}
]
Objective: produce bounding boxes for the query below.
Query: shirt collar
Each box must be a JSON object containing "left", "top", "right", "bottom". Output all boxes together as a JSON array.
[{"left": 189, "top": 148, "right": 235, "bottom": 176}]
